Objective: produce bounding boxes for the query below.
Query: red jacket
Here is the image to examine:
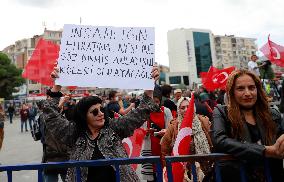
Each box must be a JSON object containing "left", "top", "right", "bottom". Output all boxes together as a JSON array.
[{"left": 20, "top": 109, "right": 29, "bottom": 121}]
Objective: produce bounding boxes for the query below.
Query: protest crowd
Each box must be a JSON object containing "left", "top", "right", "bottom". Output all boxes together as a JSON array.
[{"left": 1, "top": 25, "right": 284, "bottom": 182}]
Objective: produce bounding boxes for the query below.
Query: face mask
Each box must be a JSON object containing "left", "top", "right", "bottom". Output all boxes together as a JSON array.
[{"left": 115, "top": 96, "right": 119, "bottom": 101}]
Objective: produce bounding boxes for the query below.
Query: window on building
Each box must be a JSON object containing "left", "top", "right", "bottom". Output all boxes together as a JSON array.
[
  {"left": 169, "top": 76, "right": 181, "bottom": 84},
  {"left": 193, "top": 32, "right": 212, "bottom": 78},
  {"left": 183, "top": 76, "right": 189, "bottom": 85},
  {"left": 215, "top": 37, "right": 220, "bottom": 42},
  {"left": 159, "top": 72, "right": 166, "bottom": 85}
]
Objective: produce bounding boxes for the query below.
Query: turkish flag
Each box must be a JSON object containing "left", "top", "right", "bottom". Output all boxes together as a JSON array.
[
  {"left": 260, "top": 35, "right": 284, "bottom": 67},
  {"left": 122, "top": 128, "right": 146, "bottom": 170},
  {"left": 22, "top": 38, "right": 59, "bottom": 86},
  {"left": 67, "top": 86, "right": 78, "bottom": 90},
  {"left": 200, "top": 66, "right": 235, "bottom": 91},
  {"left": 170, "top": 94, "right": 194, "bottom": 182}
]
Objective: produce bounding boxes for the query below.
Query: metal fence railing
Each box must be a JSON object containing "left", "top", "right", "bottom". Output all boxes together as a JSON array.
[
  {"left": 165, "top": 153, "right": 235, "bottom": 182},
  {"left": 0, "top": 153, "right": 271, "bottom": 182}
]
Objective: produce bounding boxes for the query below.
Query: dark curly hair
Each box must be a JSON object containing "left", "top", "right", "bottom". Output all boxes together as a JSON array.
[{"left": 73, "top": 96, "right": 107, "bottom": 134}]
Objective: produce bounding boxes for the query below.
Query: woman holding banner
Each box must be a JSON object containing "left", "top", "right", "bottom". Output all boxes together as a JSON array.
[
  {"left": 212, "top": 69, "right": 284, "bottom": 182},
  {"left": 41, "top": 65, "right": 160, "bottom": 182}
]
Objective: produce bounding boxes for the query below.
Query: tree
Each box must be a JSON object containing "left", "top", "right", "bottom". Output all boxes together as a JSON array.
[{"left": 0, "top": 53, "right": 25, "bottom": 99}]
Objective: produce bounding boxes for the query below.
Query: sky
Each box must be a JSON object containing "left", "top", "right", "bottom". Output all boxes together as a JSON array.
[{"left": 1, "top": 0, "right": 284, "bottom": 66}]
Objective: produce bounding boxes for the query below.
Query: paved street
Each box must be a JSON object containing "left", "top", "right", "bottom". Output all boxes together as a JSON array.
[
  {"left": 0, "top": 117, "right": 146, "bottom": 182},
  {"left": 0, "top": 117, "right": 42, "bottom": 182}
]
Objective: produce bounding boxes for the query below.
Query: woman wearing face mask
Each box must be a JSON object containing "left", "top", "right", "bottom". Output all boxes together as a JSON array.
[
  {"left": 105, "top": 90, "right": 135, "bottom": 119},
  {"left": 213, "top": 69, "right": 284, "bottom": 182},
  {"left": 160, "top": 96, "right": 212, "bottom": 181},
  {"left": 41, "top": 66, "right": 160, "bottom": 182}
]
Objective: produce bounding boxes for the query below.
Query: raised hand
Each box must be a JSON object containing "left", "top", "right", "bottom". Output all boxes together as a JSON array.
[
  {"left": 144, "top": 64, "right": 160, "bottom": 98},
  {"left": 50, "top": 64, "right": 61, "bottom": 92},
  {"left": 58, "top": 95, "right": 71, "bottom": 109}
]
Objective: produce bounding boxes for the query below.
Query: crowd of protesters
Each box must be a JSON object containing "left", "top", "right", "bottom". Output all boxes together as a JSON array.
[{"left": 1, "top": 55, "right": 284, "bottom": 182}]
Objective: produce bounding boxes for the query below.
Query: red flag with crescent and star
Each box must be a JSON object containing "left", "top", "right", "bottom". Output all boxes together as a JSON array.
[
  {"left": 168, "top": 94, "right": 194, "bottom": 182},
  {"left": 260, "top": 35, "right": 284, "bottom": 67},
  {"left": 122, "top": 128, "right": 146, "bottom": 170},
  {"left": 22, "top": 38, "right": 60, "bottom": 86},
  {"left": 200, "top": 66, "right": 235, "bottom": 91}
]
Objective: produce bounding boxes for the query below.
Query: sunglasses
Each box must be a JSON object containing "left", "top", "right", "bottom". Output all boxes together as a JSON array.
[{"left": 90, "top": 107, "right": 104, "bottom": 117}]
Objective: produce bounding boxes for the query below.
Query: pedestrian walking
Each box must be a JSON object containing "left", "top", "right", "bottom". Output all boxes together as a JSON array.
[
  {"left": 0, "top": 105, "right": 5, "bottom": 150},
  {"left": 20, "top": 104, "right": 29, "bottom": 132},
  {"left": 7, "top": 104, "right": 15, "bottom": 124},
  {"left": 28, "top": 103, "right": 38, "bottom": 131}
]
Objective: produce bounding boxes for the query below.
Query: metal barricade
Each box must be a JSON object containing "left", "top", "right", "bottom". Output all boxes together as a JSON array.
[
  {"left": 0, "top": 156, "right": 163, "bottom": 182},
  {"left": 0, "top": 154, "right": 272, "bottom": 182}
]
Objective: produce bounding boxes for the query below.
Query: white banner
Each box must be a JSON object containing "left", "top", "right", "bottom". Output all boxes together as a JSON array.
[{"left": 56, "top": 24, "right": 155, "bottom": 90}]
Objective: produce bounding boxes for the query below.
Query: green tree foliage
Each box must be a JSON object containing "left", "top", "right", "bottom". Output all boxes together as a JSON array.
[{"left": 0, "top": 53, "right": 25, "bottom": 99}]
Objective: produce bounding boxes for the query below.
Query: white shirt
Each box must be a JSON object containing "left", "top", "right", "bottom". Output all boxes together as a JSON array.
[{"left": 248, "top": 60, "right": 260, "bottom": 76}]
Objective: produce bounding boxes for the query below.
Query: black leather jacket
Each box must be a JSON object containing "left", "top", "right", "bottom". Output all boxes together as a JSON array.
[{"left": 212, "top": 105, "right": 284, "bottom": 182}]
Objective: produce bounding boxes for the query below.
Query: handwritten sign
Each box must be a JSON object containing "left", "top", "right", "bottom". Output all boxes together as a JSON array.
[{"left": 56, "top": 24, "right": 155, "bottom": 89}]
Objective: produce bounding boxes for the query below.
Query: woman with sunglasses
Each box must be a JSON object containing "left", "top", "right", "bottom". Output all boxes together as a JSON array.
[{"left": 41, "top": 65, "right": 160, "bottom": 182}]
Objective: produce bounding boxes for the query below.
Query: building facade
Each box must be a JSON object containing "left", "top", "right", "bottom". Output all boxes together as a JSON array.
[
  {"left": 2, "top": 29, "right": 63, "bottom": 97},
  {"left": 167, "top": 28, "right": 216, "bottom": 84},
  {"left": 214, "top": 35, "right": 257, "bottom": 69},
  {"left": 158, "top": 64, "right": 170, "bottom": 85},
  {"left": 2, "top": 28, "right": 100, "bottom": 98}
]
